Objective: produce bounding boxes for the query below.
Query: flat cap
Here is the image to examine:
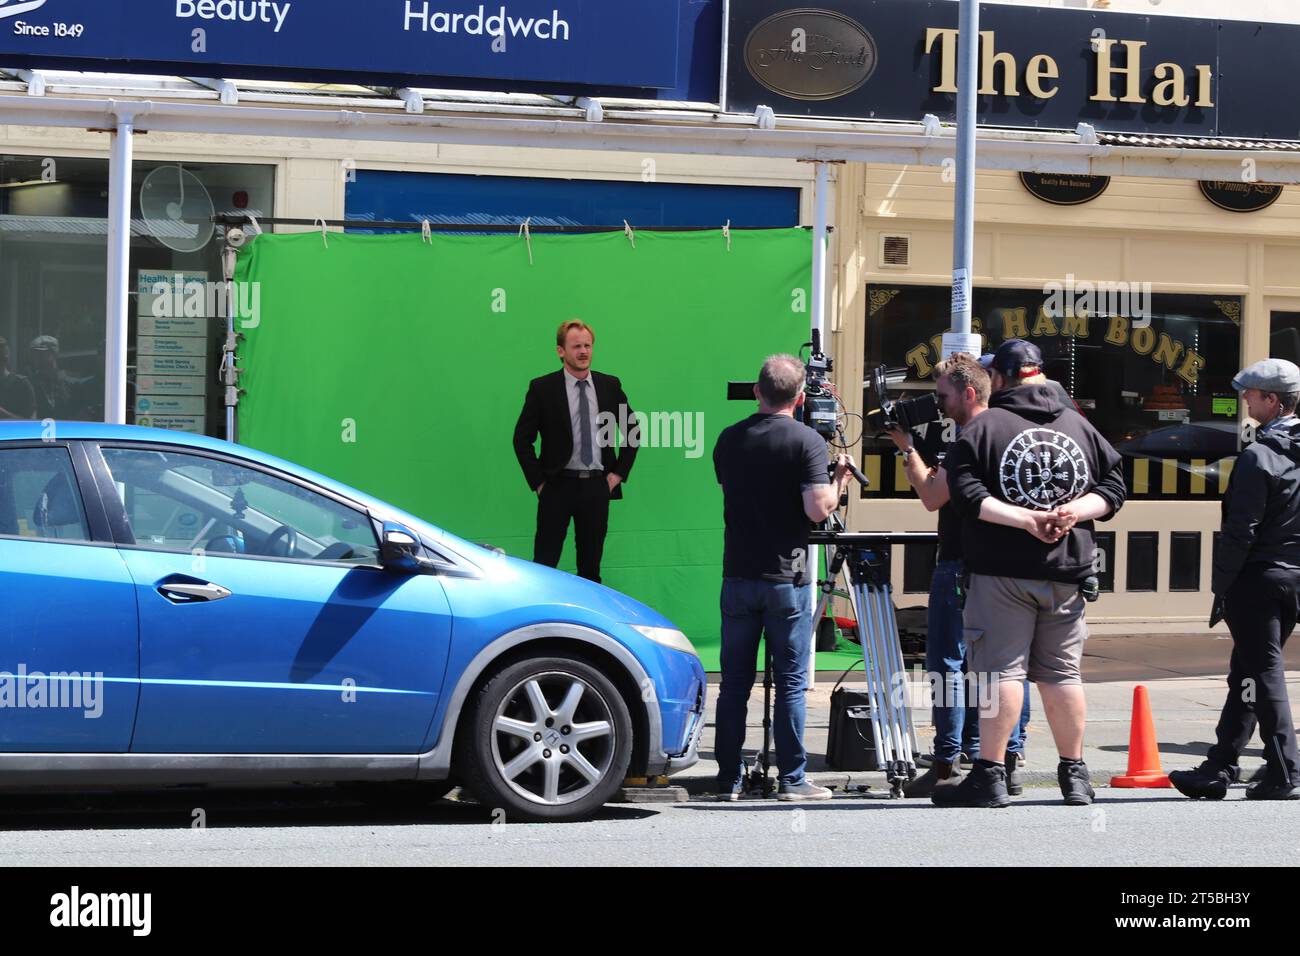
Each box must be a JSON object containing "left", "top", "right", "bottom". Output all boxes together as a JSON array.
[{"left": 1231, "top": 358, "right": 1300, "bottom": 394}]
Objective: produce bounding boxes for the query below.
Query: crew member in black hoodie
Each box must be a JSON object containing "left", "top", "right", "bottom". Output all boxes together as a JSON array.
[
  {"left": 936, "top": 339, "right": 1126, "bottom": 808},
  {"left": 1171, "top": 358, "right": 1300, "bottom": 801}
]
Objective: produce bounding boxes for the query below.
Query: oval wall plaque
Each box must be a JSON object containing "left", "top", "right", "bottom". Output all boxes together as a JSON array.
[
  {"left": 1019, "top": 172, "right": 1111, "bottom": 205},
  {"left": 1198, "top": 180, "right": 1283, "bottom": 213},
  {"left": 743, "top": 8, "right": 878, "bottom": 102}
]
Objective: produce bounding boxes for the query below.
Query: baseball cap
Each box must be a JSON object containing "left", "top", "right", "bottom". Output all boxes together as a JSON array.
[
  {"left": 990, "top": 338, "right": 1043, "bottom": 378},
  {"left": 1232, "top": 358, "right": 1300, "bottom": 394},
  {"left": 29, "top": 335, "right": 59, "bottom": 352}
]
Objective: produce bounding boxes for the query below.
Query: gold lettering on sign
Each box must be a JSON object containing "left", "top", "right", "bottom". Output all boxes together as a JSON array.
[
  {"left": 1153, "top": 333, "right": 1184, "bottom": 370},
  {"left": 926, "top": 28, "right": 959, "bottom": 93},
  {"left": 1131, "top": 325, "right": 1156, "bottom": 355},
  {"left": 1025, "top": 54, "right": 1059, "bottom": 99},
  {"left": 1151, "top": 62, "right": 1189, "bottom": 107},
  {"left": 1001, "top": 308, "right": 1029, "bottom": 339},
  {"left": 1031, "top": 308, "right": 1059, "bottom": 337},
  {"left": 1105, "top": 315, "right": 1129, "bottom": 347},
  {"left": 979, "top": 31, "right": 1018, "bottom": 96},
  {"left": 1061, "top": 311, "right": 1089, "bottom": 338},
  {"left": 1178, "top": 351, "right": 1206, "bottom": 385},
  {"left": 1092, "top": 39, "right": 1147, "bottom": 104},
  {"left": 907, "top": 343, "right": 935, "bottom": 378},
  {"left": 1194, "top": 64, "right": 1214, "bottom": 107},
  {"left": 920, "top": 25, "right": 1213, "bottom": 109}
]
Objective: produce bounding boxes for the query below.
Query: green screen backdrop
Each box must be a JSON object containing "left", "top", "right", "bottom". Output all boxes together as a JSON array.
[{"left": 235, "top": 228, "right": 862, "bottom": 671}]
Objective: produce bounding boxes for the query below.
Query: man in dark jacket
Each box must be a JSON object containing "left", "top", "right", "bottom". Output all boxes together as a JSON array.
[
  {"left": 1171, "top": 358, "right": 1300, "bottom": 801},
  {"left": 513, "top": 320, "right": 638, "bottom": 583},
  {"left": 937, "top": 339, "right": 1126, "bottom": 808}
]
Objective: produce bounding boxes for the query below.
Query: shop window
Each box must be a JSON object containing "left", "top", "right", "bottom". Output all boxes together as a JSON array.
[
  {"left": 0, "top": 155, "right": 274, "bottom": 439},
  {"left": 1271, "top": 312, "right": 1300, "bottom": 367},
  {"left": 902, "top": 539, "right": 938, "bottom": 594},
  {"left": 862, "top": 285, "right": 1242, "bottom": 501},
  {"left": 1094, "top": 530, "right": 1116, "bottom": 593},
  {"left": 1170, "top": 531, "right": 1202, "bottom": 592},
  {"left": 1127, "top": 532, "right": 1159, "bottom": 592}
]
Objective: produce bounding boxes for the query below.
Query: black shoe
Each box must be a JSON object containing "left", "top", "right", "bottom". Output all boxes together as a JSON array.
[
  {"left": 1058, "top": 760, "right": 1095, "bottom": 806},
  {"left": 904, "top": 761, "right": 963, "bottom": 798},
  {"left": 932, "top": 760, "right": 1009, "bottom": 808},
  {"left": 1169, "top": 761, "right": 1232, "bottom": 800},
  {"left": 1005, "top": 753, "right": 1024, "bottom": 796},
  {"left": 1245, "top": 778, "right": 1300, "bottom": 801}
]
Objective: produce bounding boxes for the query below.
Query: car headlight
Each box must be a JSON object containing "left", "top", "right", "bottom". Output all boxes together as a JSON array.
[{"left": 629, "top": 625, "right": 698, "bottom": 657}]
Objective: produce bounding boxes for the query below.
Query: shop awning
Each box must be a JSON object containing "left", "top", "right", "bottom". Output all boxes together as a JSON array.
[{"left": 6, "top": 70, "right": 1300, "bottom": 184}]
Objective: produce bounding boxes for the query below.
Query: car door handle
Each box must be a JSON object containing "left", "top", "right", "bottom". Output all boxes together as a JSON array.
[{"left": 157, "top": 581, "right": 233, "bottom": 604}]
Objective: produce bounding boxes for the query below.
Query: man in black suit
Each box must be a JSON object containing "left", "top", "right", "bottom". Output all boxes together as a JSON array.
[{"left": 513, "top": 320, "right": 638, "bottom": 583}]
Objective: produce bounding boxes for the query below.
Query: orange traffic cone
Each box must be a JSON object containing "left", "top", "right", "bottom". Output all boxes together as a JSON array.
[{"left": 1110, "top": 685, "right": 1172, "bottom": 788}]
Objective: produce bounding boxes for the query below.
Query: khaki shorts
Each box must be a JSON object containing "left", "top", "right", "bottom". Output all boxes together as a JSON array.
[{"left": 963, "top": 573, "right": 1088, "bottom": 685}]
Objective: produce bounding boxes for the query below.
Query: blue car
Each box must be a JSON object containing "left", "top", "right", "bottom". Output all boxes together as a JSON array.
[{"left": 0, "top": 422, "right": 706, "bottom": 822}]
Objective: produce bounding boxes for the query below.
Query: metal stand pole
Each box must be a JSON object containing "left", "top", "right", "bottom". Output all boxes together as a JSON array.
[
  {"left": 221, "top": 240, "right": 239, "bottom": 443},
  {"left": 103, "top": 117, "right": 134, "bottom": 425},
  {"left": 950, "top": 0, "right": 979, "bottom": 341},
  {"left": 809, "top": 159, "right": 831, "bottom": 688}
]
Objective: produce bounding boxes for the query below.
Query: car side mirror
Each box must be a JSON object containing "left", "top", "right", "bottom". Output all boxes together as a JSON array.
[{"left": 380, "top": 522, "right": 437, "bottom": 574}]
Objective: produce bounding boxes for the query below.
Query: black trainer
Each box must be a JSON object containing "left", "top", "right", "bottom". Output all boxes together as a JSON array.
[
  {"left": 1058, "top": 760, "right": 1095, "bottom": 806},
  {"left": 1245, "top": 778, "right": 1300, "bottom": 801},
  {"left": 1169, "top": 761, "right": 1233, "bottom": 800},
  {"left": 932, "top": 759, "right": 1010, "bottom": 808},
  {"left": 1005, "top": 752, "right": 1025, "bottom": 796}
]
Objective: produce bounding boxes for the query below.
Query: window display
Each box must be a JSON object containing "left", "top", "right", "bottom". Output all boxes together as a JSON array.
[
  {"left": 863, "top": 285, "right": 1243, "bottom": 500},
  {"left": 0, "top": 155, "right": 273, "bottom": 436}
]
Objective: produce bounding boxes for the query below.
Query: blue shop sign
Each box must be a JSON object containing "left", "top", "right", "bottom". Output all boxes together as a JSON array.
[{"left": 0, "top": 0, "right": 682, "bottom": 93}]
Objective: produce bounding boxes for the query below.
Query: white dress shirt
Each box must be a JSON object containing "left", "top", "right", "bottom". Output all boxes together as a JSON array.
[{"left": 563, "top": 369, "right": 603, "bottom": 471}]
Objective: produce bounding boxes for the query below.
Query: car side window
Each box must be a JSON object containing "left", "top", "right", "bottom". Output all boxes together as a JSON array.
[
  {"left": 0, "top": 447, "right": 91, "bottom": 543},
  {"left": 100, "top": 447, "right": 380, "bottom": 565}
]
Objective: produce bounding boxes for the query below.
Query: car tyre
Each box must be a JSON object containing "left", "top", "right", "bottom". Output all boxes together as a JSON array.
[{"left": 459, "top": 655, "right": 633, "bottom": 823}]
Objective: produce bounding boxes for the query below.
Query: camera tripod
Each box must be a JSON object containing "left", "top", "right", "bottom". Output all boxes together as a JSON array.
[
  {"left": 810, "top": 526, "right": 925, "bottom": 797},
  {"left": 741, "top": 527, "right": 926, "bottom": 799}
]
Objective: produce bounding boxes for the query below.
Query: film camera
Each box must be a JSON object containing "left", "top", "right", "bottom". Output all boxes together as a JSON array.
[
  {"left": 864, "top": 364, "right": 944, "bottom": 433},
  {"left": 727, "top": 331, "right": 867, "bottom": 484}
]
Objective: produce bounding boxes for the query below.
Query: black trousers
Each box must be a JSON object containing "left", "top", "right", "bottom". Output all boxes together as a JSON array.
[
  {"left": 1207, "top": 566, "right": 1300, "bottom": 784},
  {"left": 533, "top": 475, "right": 611, "bottom": 583}
]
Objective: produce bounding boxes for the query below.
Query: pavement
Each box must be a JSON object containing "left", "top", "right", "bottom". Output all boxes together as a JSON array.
[{"left": 670, "top": 631, "right": 1300, "bottom": 795}]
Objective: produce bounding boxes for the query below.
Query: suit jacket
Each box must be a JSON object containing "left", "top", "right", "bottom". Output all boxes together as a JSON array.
[{"left": 513, "top": 368, "right": 637, "bottom": 500}]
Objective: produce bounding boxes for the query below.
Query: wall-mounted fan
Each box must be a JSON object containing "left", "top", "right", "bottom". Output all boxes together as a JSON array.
[{"left": 140, "top": 165, "right": 215, "bottom": 253}]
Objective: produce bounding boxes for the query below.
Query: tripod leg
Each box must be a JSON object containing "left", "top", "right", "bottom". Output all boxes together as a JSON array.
[
  {"left": 871, "top": 583, "right": 917, "bottom": 794},
  {"left": 881, "top": 585, "right": 920, "bottom": 768},
  {"left": 846, "top": 564, "right": 892, "bottom": 773}
]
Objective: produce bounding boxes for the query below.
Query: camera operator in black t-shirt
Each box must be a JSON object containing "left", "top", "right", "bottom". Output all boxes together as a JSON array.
[{"left": 712, "top": 354, "right": 852, "bottom": 802}]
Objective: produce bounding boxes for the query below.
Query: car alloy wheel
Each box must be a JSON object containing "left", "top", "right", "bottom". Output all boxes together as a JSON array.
[{"left": 490, "top": 671, "right": 616, "bottom": 807}]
